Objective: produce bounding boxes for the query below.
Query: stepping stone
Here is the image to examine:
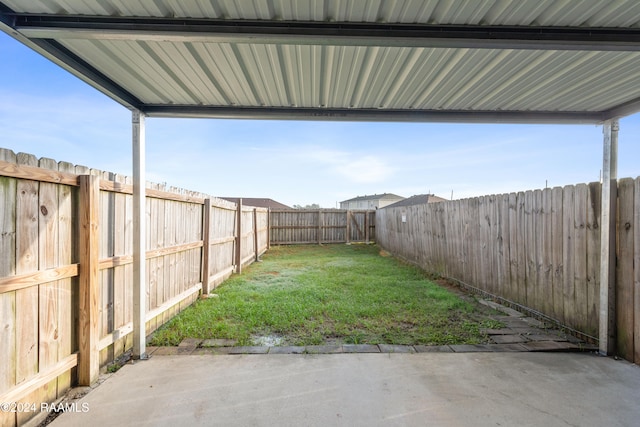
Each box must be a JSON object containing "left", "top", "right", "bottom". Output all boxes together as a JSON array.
[
  {"left": 450, "top": 344, "right": 496, "bottom": 352},
  {"left": 551, "top": 332, "right": 584, "bottom": 343},
  {"left": 305, "top": 345, "right": 343, "bottom": 354},
  {"left": 208, "top": 347, "right": 234, "bottom": 355},
  {"left": 478, "top": 300, "right": 503, "bottom": 310},
  {"left": 201, "top": 339, "right": 238, "bottom": 348},
  {"left": 520, "top": 341, "right": 580, "bottom": 352},
  {"left": 509, "top": 327, "right": 546, "bottom": 335},
  {"left": 268, "top": 346, "right": 305, "bottom": 354},
  {"left": 177, "top": 347, "right": 197, "bottom": 355},
  {"left": 479, "top": 300, "right": 524, "bottom": 317},
  {"left": 497, "top": 319, "right": 531, "bottom": 329},
  {"left": 480, "top": 328, "right": 517, "bottom": 335},
  {"left": 521, "top": 317, "right": 546, "bottom": 327},
  {"left": 524, "top": 334, "right": 568, "bottom": 342},
  {"left": 413, "top": 345, "right": 453, "bottom": 353},
  {"left": 179, "top": 338, "right": 202, "bottom": 349},
  {"left": 491, "top": 335, "right": 529, "bottom": 344},
  {"left": 378, "top": 344, "right": 415, "bottom": 353},
  {"left": 228, "top": 346, "right": 270, "bottom": 354},
  {"left": 487, "top": 343, "right": 527, "bottom": 352},
  {"left": 342, "top": 344, "right": 380, "bottom": 353},
  {"left": 500, "top": 307, "right": 526, "bottom": 317}
]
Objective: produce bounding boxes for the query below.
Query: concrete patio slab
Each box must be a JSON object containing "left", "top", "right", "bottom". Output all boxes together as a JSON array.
[{"left": 50, "top": 353, "right": 640, "bottom": 427}]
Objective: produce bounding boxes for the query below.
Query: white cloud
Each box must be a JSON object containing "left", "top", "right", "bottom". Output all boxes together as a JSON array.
[
  {"left": 295, "top": 147, "right": 393, "bottom": 184},
  {"left": 335, "top": 155, "right": 394, "bottom": 184}
]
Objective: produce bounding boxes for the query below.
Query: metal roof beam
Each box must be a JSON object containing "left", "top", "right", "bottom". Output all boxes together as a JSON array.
[
  {"left": 26, "top": 38, "right": 144, "bottom": 109},
  {"left": 11, "top": 14, "right": 640, "bottom": 52},
  {"left": 0, "top": 12, "right": 143, "bottom": 110},
  {"left": 142, "top": 105, "right": 605, "bottom": 124},
  {"left": 602, "top": 96, "right": 640, "bottom": 120}
]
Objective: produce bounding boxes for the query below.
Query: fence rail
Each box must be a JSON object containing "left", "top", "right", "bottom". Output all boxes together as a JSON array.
[
  {"left": 0, "top": 148, "right": 267, "bottom": 427},
  {"left": 376, "top": 179, "right": 640, "bottom": 364},
  {"left": 269, "top": 209, "right": 375, "bottom": 245}
]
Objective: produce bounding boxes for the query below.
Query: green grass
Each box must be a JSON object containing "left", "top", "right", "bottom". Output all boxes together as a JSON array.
[{"left": 149, "top": 244, "right": 501, "bottom": 347}]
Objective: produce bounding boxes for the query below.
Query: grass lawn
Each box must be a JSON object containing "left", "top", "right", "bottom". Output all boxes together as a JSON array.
[{"left": 149, "top": 244, "right": 502, "bottom": 347}]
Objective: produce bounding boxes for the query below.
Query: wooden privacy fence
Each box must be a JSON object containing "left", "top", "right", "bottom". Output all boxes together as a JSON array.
[
  {"left": 269, "top": 209, "right": 375, "bottom": 244},
  {"left": 0, "top": 149, "right": 268, "bottom": 427},
  {"left": 376, "top": 179, "right": 640, "bottom": 363}
]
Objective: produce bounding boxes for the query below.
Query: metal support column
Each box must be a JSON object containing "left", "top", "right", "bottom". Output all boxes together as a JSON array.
[
  {"left": 599, "top": 119, "right": 618, "bottom": 355},
  {"left": 132, "top": 109, "right": 148, "bottom": 359}
]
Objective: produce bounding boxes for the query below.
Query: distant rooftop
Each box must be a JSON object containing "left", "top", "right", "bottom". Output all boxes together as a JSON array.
[
  {"left": 384, "top": 194, "right": 447, "bottom": 209},
  {"left": 341, "top": 193, "right": 404, "bottom": 203},
  {"left": 220, "top": 197, "right": 291, "bottom": 210}
]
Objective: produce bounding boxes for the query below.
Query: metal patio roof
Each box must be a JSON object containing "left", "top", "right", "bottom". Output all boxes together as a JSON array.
[{"left": 2, "top": 0, "right": 640, "bottom": 123}]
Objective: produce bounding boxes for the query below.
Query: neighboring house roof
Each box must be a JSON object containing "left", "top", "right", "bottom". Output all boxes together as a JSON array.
[
  {"left": 384, "top": 194, "right": 447, "bottom": 209},
  {"left": 221, "top": 197, "right": 291, "bottom": 210},
  {"left": 341, "top": 193, "right": 404, "bottom": 203}
]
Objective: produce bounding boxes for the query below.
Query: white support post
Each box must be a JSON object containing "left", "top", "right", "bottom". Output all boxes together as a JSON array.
[
  {"left": 132, "top": 109, "right": 148, "bottom": 359},
  {"left": 599, "top": 119, "right": 618, "bottom": 355}
]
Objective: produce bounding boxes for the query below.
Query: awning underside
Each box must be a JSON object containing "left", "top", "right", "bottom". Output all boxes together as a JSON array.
[{"left": 2, "top": 0, "right": 640, "bottom": 123}]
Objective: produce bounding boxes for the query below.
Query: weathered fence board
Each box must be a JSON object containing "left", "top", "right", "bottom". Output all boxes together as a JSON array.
[
  {"left": 550, "top": 186, "right": 564, "bottom": 323},
  {"left": 617, "top": 178, "right": 635, "bottom": 361},
  {"left": 15, "top": 153, "right": 40, "bottom": 425},
  {"left": 586, "top": 182, "right": 601, "bottom": 338},
  {"left": 634, "top": 177, "right": 640, "bottom": 364},
  {"left": 0, "top": 149, "right": 17, "bottom": 427},
  {"left": 377, "top": 179, "right": 640, "bottom": 365},
  {"left": 270, "top": 210, "right": 375, "bottom": 245},
  {"left": 0, "top": 149, "right": 16, "bottom": 427},
  {"left": 632, "top": 178, "right": 640, "bottom": 363},
  {"left": 37, "top": 157, "right": 61, "bottom": 411}
]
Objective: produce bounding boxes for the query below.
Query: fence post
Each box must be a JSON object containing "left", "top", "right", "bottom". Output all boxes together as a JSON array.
[
  {"left": 202, "top": 198, "right": 212, "bottom": 294},
  {"left": 78, "top": 174, "right": 99, "bottom": 386},
  {"left": 346, "top": 211, "right": 351, "bottom": 244},
  {"left": 267, "top": 208, "right": 271, "bottom": 250},
  {"left": 236, "top": 198, "right": 242, "bottom": 274},
  {"left": 253, "top": 208, "right": 259, "bottom": 261},
  {"left": 317, "top": 209, "right": 323, "bottom": 245},
  {"left": 364, "top": 211, "right": 370, "bottom": 243}
]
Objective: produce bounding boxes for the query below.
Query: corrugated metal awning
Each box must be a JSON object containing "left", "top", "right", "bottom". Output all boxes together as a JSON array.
[{"left": 2, "top": 0, "right": 640, "bottom": 123}]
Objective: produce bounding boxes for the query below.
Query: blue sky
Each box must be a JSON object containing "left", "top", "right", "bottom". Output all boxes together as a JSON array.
[{"left": 1, "top": 31, "right": 639, "bottom": 208}]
